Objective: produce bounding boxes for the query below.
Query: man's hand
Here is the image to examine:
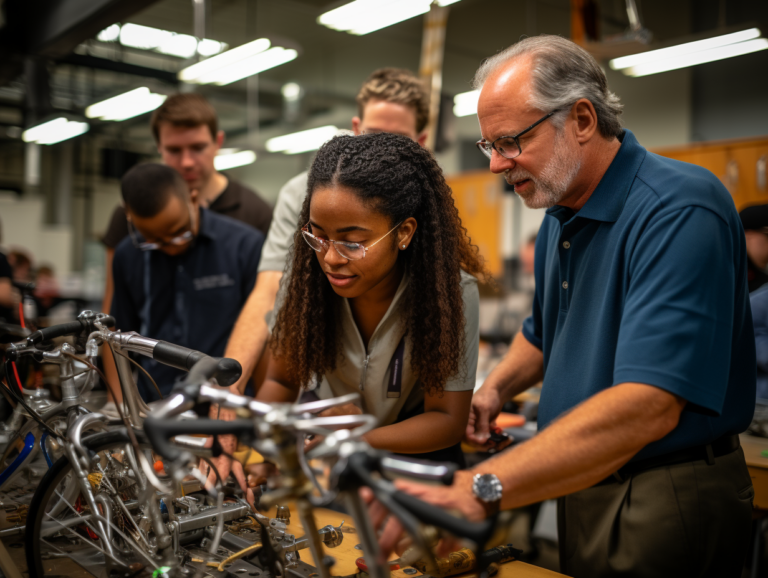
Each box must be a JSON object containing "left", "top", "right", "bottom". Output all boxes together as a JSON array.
[
  {"left": 363, "top": 471, "right": 486, "bottom": 562},
  {"left": 464, "top": 383, "right": 503, "bottom": 448}
]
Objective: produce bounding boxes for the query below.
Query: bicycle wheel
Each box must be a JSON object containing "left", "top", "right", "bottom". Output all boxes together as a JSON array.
[{"left": 25, "top": 429, "right": 159, "bottom": 578}]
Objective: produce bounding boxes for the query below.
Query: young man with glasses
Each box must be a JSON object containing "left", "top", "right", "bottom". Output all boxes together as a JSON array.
[
  {"left": 110, "top": 163, "right": 264, "bottom": 400},
  {"left": 101, "top": 94, "right": 273, "bottom": 319},
  {"left": 371, "top": 35, "right": 755, "bottom": 578}
]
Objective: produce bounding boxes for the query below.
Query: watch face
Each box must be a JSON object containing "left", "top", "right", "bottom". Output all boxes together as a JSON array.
[{"left": 474, "top": 474, "right": 502, "bottom": 502}]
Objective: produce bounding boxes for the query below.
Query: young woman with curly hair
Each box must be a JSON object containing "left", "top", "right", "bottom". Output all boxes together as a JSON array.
[{"left": 257, "top": 132, "right": 485, "bottom": 464}]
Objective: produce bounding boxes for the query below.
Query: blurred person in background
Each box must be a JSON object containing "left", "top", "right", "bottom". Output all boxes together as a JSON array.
[
  {"left": 742, "top": 205, "right": 768, "bottom": 399},
  {"left": 8, "top": 250, "right": 32, "bottom": 283},
  {"left": 109, "top": 164, "right": 264, "bottom": 402},
  {"left": 738, "top": 204, "right": 768, "bottom": 292},
  {"left": 101, "top": 93, "right": 273, "bottom": 316},
  {"left": 33, "top": 265, "right": 60, "bottom": 316},
  {"left": 0, "top": 220, "right": 15, "bottom": 322}
]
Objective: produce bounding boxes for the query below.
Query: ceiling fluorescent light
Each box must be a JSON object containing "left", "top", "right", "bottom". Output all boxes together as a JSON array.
[
  {"left": 610, "top": 28, "right": 762, "bottom": 71},
  {"left": 157, "top": 34, "right": 199, "bottom": 58},
  {"left": 436, "top": 0, "right": 462, "bottom": 5},
  {"left": 22, "top": 118, "right": 89, "bottom": 145},
  {"left": 621, "top": 37, "right": 768, "bottom": 76},
  {"left": 179, "top": 38, "right": 271, "bottom": 82},
  {"left": 120, "top": 23, "right": 173, "bottom": 50},
  {"left": 97, "top": 24, "right": 227, "bottom": 58},
  {"left": 319, "top": 0, "right": 458, "bottom": 35},
  {"left": 453, "top": 90, "right": 480, "bottom": 117},
  {"left": 97, "top": 23, "right": 120, "bottom": 42},
  {"left": 214, "top": 150, "right": 257, "bottom": 171},
  {"left": 266, "top": 126, "right": 339, "bottom": 155},
  {"left": 86, "top": 87, "right": 167, "bottom": 122},
  {"left": 196, "top": 47, "right": 298, "bottom": 86},
  {"left": 197, "top": 38, "right": 227, "bottom": 57}
]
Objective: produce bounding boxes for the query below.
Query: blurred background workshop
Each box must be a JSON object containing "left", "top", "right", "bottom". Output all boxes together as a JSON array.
[{"left": 1, "top": 0, "right": 768, "bottom": 577}]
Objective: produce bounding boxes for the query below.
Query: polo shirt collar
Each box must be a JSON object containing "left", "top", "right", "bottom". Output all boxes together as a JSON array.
[
  {"left": 547, "top": 129, "right": 646, "bottom": 224},
  {"left": 196, "top": 207, "right": 216, "bottom": 241}
]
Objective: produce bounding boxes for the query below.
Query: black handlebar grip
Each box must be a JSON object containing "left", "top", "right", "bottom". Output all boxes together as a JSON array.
[
  {"left": 153, "top": 342, "right": 242, "bottom": 386},
  {"left": 26, "top": 315, "right": 116, "bottom": 345},
  {"left": 143, "top": 417, "right": 255, "bottom": 462},
  {"left": 390, "top": 490, "right": 496, "bottom": 547},
  {"left": 27, "top": 321, "right": 85, "bottom": 344}
]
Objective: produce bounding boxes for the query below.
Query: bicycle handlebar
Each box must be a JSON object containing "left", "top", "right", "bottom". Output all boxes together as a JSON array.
[
  {"left": 345, "top": 452, "right": 495, "bottom": 547},
  {"left": 143, "top": 417, "right": 255, "bottom": 462},
  {"left": 152, "top": 341, "right": 241, "bottom": 387},
  {"left": 26, "top": 315, "right": 116, "bottom": 346}
]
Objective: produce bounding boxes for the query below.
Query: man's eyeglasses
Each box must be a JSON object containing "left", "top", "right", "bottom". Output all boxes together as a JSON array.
[
  {"left": 476, "top": 109, "right": 560, "bottom": 160},
  {"left": 301, "top": 221, "right": 403, "bottom": 261},
  {"left": 128, "top": 204, "right": 196, "bottom": 252}
]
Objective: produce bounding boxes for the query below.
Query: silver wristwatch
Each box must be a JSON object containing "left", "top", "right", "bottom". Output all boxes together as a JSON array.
[{"left": 472, "top": 473, "right": 502, "bottom": 515}]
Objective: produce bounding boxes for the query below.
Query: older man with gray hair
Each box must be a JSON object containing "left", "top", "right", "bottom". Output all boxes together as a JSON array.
[{"left": 373, "top": 35, "right": 755, "bottom": 577}]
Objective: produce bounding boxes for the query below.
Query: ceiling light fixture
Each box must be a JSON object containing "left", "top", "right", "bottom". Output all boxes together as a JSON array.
[
  {"left": 318, "top": 0, "right": 461, "bottom": 35},
  {"left": 179, "top": 39, "right": 297, "bottom": 85},
  {"left": 96, "top": 23, "right": 228, "bottom": 58},
  {"left": 86, "top": 87, "right": 167, "bottom": 122},
  {"left": 22, "top": 118, "right": 89, "bottom": 145},
  {"left": 610, "top": 28, "right": 768, "bottom": 76},
  {"left": 266, "top": 126, "right": 339, "bottom": 155},
  {"left": 453, "top": 90, "right": 480, "bottom": 117},
  {"left": 214, "top": 150, "right": 257, "bottom": 171},
  {"left": 156, "top": 34, "right": 199, "bottom": 58},
  {"left": 119, "top": 23, "right": 173, "bottom": 50}
]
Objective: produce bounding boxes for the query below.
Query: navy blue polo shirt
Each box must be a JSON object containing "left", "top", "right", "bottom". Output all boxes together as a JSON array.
[
  {"left": 111, "top": 208, "right": 264, "bottom": 400},
  {"left": 522, "top": 130, "right": 756, "bottom": 461}
]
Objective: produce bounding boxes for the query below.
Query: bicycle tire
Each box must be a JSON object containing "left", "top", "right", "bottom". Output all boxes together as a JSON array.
[{"left": 25, "top": 429, "right": 152, "bottom": 578}]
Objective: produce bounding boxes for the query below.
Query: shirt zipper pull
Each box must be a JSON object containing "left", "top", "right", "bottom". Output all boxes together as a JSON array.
[{"left": 360, "top": 355, "right": 370, "bottom": 391}]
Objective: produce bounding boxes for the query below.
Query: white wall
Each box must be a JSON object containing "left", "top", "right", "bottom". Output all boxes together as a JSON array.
[{"left": 0, "top": 193, "right": 74, "bottom": 275}]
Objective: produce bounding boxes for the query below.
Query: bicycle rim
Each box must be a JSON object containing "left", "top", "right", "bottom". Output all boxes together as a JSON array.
[{"left": 25, "top": 430, "right": 159, "bottom": 578}]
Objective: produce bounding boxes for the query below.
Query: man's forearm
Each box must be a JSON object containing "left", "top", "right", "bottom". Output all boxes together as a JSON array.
[
  {"left": 224, "top": 271, "right": 282, "bottom": 394},
  {"left": 471, "top": 382, "right": 685, "bottom": 511},
  {"left": 485, "top": 332, "right": 544, "bottom": 401}
]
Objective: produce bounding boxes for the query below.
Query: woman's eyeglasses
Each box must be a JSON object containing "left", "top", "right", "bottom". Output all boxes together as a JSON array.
[{"left": 301, "top": 221, "right": 403, "bottom": 261}]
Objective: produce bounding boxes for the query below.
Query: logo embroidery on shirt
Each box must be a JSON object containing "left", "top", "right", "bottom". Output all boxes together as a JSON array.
[{"left": 193, "top": 274, "right": 235, "bottom": 291}]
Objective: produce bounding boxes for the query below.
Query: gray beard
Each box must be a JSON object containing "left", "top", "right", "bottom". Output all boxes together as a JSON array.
[{"left": 506, "top": 131, "right": 582, "bottom": 209}]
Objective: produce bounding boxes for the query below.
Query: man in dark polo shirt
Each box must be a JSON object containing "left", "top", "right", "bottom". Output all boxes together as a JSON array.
[
  {"left": 102, "top": 93, "right": 272, "bottom": 315},
  {"left": 738, "top": 204, "right": 768, "bottom": 292},
  {"left": 374, "top": 36, "right": 755, "bottom": 578},
  {"left": 111, "top": 163, "right": 263, "bottom": 400}
]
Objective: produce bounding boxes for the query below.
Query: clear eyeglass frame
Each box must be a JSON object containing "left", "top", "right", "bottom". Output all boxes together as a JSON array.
[
  {"left": 301, "top": 221, "right": 404, "bottom": 261},
  {"left": 127, "top": 203, "right": 196, "bottom": 252}
]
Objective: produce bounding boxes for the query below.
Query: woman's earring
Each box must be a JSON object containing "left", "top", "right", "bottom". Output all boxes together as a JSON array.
[{"left": 402, "top": 245, "right": 406, "bottom": 249}]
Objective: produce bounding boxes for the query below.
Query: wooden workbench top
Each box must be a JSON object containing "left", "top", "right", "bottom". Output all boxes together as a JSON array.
[
  {"left": 281, "top": 504, "right": 566, "bottom": 578},
  {"left": 740, "top": 433, "right": 768, "bottom": 469}
]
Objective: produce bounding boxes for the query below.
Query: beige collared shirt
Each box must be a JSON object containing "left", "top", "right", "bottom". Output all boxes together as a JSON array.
[{"left": 316, "top": 270, "right": 479, "bottom": 427}]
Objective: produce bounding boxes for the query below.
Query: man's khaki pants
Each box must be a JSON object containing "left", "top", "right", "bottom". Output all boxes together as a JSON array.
[{"left": 558, "top": 447, "right": 754, "bottom": 578}]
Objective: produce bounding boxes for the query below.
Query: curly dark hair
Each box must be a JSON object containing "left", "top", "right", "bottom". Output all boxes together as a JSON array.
[{"left": 271, "top": 133, "right": 485, "bottom": 396}]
